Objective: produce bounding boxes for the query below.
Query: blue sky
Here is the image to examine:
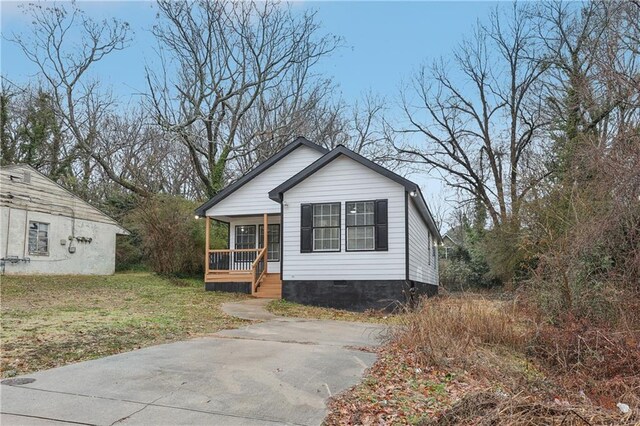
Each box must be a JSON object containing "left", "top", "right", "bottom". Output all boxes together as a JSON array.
[
  {"left": 2, "top": 1, "right": 497, "bottom": 99},
  {"left": 1, "top": 1, "right": 499, "bottom": 224}
]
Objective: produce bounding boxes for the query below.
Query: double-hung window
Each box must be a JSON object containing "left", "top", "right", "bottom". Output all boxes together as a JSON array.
[
  {"left": 28, "top": 221, "right": 49, "bottom": 256},
  {"left": 259, "top": 224, "right": 280, "bottom": 261},
  {"left": 312, "top": 203, "right": 340, "bottom": 251},
  {"left": 235, "top": 225, "right": 256, "bottom": 263},
  {"left": 346, "top": 201, "right": 375, "bottom": 251}
]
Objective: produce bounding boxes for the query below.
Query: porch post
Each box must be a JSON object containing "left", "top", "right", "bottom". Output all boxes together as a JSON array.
[
  {"left": 263, "top": 213, "right": 268, "bottom": 273},
  {"left": 204, "top": 216, "right": 210, "bottom": 276}
]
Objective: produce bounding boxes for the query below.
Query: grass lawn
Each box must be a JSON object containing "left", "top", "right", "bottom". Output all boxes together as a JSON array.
[
  {"left": 0, "top": 272, "right": 250, "bottom": 377},
  {"left": 266, "top": 299, "right": 400, "bottom": 324}
]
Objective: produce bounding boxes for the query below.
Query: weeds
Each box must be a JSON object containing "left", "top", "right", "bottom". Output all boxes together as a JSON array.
[
  {"left": 389, "top": 295, "right": 528, "bottom": 367},
  {"left": 328, "top": 294, "right": 639, "bottom": 425}
]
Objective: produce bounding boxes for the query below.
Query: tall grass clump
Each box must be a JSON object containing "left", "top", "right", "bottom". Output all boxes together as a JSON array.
[{"left": 391, "top": 295, "right": 528, "bottom": 368}]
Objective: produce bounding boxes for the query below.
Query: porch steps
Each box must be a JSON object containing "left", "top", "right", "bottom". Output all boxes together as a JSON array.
[{"left": 254, "top": 273, "right": 282, "bottom": 299}]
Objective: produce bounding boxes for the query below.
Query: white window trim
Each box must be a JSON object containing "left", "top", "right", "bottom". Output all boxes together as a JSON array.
[
  {"left": 345, "top": 200, "right": 375, "bottom": 251},
  {"left": 311, "top": 203, "right": 341, "bottom": 252}
]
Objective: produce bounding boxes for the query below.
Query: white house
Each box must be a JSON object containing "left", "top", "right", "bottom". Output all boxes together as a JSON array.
[
  {"left": 195, "top": 137, "right": 441, "bottom": 311},
  {"left": 0, "top": 164, "right": 128, "bottom": 275}
]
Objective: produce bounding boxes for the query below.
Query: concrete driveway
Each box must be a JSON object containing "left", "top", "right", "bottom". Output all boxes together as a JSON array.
[{"left": 0, "top": 300, "right": 384, "bottom": 425}]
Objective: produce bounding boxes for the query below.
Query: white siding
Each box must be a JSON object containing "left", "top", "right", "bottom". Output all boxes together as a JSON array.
[
  {"left": 227, "top": 215, "right": 281, "bottom": 273},
  {"left": 1, "top": 206, "right": 119, "bottom": 275},
  {"left": 282, "top": 155, "right": 406, "bottom": 280},
  {"left": 408, "top": 197, "right": 438, "bottom": 284},
  {"left": 206, "top": 146, "right": 323, "bottom": 217}
]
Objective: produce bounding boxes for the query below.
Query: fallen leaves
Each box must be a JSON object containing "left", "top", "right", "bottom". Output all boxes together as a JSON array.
[{"left": 325, "top": 342, "right": 461, "bottom": 425}]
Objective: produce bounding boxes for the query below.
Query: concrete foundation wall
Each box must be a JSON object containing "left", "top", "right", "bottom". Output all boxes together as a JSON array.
[{"left": 282, "top": 280, "right": 437, "bottom": 312}]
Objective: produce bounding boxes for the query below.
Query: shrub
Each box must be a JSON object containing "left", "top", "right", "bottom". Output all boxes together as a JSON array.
[
  {"left": 522, "top": 134, "right": 640, "bottom": 326},
  {"left": 115, "top": 233, "right": 145, "bottom": 271},
  {"left": 438, "top": 258, "right": 473, "bottom": 291},
  {"left": 126, "top": 195, "right": 204, "bottom": 277}
]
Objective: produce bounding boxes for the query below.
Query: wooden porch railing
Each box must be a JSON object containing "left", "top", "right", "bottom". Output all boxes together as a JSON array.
[
  {"left": 206, "top": 248, "right": 267, "bottom": 294},
  {"left": 251, "top": 248, "right": 267, "bottom": 293},
  {"left": 204, "top": 213, "right": 269, "bottom": 295},
  {"left": 208, "top": 248, "right": 261, "bottom": 272}
]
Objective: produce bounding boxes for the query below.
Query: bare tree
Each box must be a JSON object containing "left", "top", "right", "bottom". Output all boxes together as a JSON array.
[
  {"left": 146, "top": 0, "right": 341, "bottom": 197},
  {"left": 532, "top": 0, "right": 640, "bottom": 175},
  {"left": 233, "top": 91, "right": 404, "bottom": 176},
  {"left": 396, "top": 4, "right": 547, "bottom": 227},
  {"left": 90, "top": 109, "right": 201, "bottom": 201},
  {"left": 347, "top": 93, "right": 406, "bottom": 171},
  {"left": 7, "top": 3, "right": 147, "bottom": 195},
  {"left": 228, "top": 78, "right": 348, "bottom": 175}
]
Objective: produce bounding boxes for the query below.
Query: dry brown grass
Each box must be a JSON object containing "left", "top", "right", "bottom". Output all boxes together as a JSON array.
[
  {"left": 266, "top": 299, "right": 399, "bottom": 324},
  {"left": 389, "top": 294, "right": 529, "bottom": 367},
  {"left": 422, "top": 391, "right": 636, "bottom": 426},
  {"left": 327, "top": 294, "right": 639, "bottom": 425}
]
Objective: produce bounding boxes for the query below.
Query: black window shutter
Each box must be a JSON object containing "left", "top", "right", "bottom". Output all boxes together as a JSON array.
[
  {"left": 375, "top": 199, "right": 388, "bottom": 251},
  {"left": 300, "top": 204, "right": 313, "bottom": 253}
]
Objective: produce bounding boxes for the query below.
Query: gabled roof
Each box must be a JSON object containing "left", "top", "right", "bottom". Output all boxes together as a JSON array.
[
  {"left": 194, "top": 137, "right": 328, "bottom": 216},
  {"left": 269, "top": 145, "right": 419, "bottom": 200},
  {"left": 0, "top": 164, "right": 129, "bottom": 234},
  {"left": 268, "top": 145, "right": 442, "bottom": 242}
]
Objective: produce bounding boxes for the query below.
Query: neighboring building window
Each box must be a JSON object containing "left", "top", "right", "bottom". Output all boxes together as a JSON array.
[
  {"left": 428, "top": 232, "right": 431, "bottom": 264},
  {"left": 28, "top": 221, "right": 49, "bottom": 255},
  {"left": 259, "top": 224, "right": 280, "bottom": 261},
  {"left": 312, "top": 203, "right": 340, "bottom": 251},
  {"left": 346, "top": 201, "right": 375, "bottom": 251}
]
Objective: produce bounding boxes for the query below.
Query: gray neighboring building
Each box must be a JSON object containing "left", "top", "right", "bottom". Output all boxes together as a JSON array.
[{"left": 1, "top": 164, "right": 128, "bottom": 275}]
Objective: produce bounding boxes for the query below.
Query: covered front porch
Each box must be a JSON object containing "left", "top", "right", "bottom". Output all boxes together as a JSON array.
[{"left": 204, "top": 213, "right": 282, "bottom": 298}]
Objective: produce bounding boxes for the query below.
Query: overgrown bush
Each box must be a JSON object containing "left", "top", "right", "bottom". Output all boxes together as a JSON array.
[
  {"left": 125, "top": 195, "right": 205, "bottom": 277},
  {"left": 440, "top": 202, "right": 503, "bottom": 291},
  {"left": 115, "top": 233, "right": 145, "bottom": 271},
  {"left": 386, "top": 295, "right": 640, "bottom": 425},
  {"left": 523, "top": 134, "right": 640, "bottom": 326},
  {"left": 438, "top": 258, "right": 473, "bottom": 291}
]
